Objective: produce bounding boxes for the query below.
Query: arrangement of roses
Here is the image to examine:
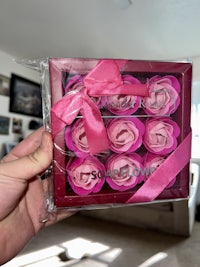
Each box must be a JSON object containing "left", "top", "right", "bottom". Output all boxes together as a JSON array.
[
  {"left": 65, "top": 117, "right": 180, "bottom": 195},
  {"left": 63, "top": 73, "right": 181, "bottom": 195},
  {"left": 65, "top": 74, "right": 181, "bottom": 116}
]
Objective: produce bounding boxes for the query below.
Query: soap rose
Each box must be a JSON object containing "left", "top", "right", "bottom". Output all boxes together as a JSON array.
[
  {"left": 65, "top": 74, "right": 105, "bottom": 108},
  {"left": 66, "top": 156, "right": 105, "bottom": 195},
  {"left": 65, "top": 119, "right": 89, "bottom": 157},
  {"left": 144, "top": 153, "right": 176, "bottom": 188},
  {"left": 142, "top": 75, "right": 180, "bottom": 115},
  {"left": 106, "top": 75, "right": 141, "bottom": 115},
  {"left": 107, "top": 118, "right": 145, "bottom": 153},
  {"left": 143, "top": 118, "right": 180, "bottom": 155},
  {"left": 105, "top": 153, "right": 144, "bottom": 191}
]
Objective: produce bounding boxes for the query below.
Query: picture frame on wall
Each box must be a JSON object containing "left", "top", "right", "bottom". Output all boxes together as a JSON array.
[
  {"left": 0, "top": 116, "right": 10, "bottom": 135},
  {"left": 9, "top": 74, "right": 42, "bottom": 118},
  {"left": 0, "top": 74, "right": 10, "bottom": 96},
  {"left": 12, "top": 118, "right": 23, "bottom": 134}
]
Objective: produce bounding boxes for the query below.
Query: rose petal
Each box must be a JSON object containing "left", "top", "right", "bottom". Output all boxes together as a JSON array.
[
  {"left": 106, "top": 153, "right": 144, "bottom": 191},
  {"left": 65, "top": 75, "right": 84, "bottom": 92},
  {"left": 65, "top": 119, "right": 90, "bottom": 158},
  {"left": 143, "top": 118, "right": 180, "bottom": 155},
  {"left": 106, "top": 75, "right": 141, "bottom": 115},
  {"left": 144, "top": 152, "right": 176, "bottom": 188},
  {"left": 65, "top": 74, "right": 106, "bottom": 108},
  {"left": 66, "top": 156, "right": 105, "bottom": 195},
  {"left": 143, "top": 75, "right": 180, "bottom": 115},
  {"left": 107, "top": 117, "right": 145, "bottom": 153}
]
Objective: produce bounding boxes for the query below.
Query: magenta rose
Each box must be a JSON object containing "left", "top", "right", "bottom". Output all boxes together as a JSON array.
[
  {"left": 143, "top": 118, "right": 180, "bottom": 155},
  {"left": 142, "top": 75, "right": 180, "bottom": 115},
  {"left": 107, "top": 118, "right": 145, "bottom": 153},
  {"left": 66, "top": 156, "right": 105, "bottom": 195},
  {"left": 65, "top": 119, "right": 89, "bottom": 157},
  {"left": 106, "top": 75, "right": 141, "bottom": 115},
  {"left": 144, "top": 153, "right": 176, "bottom": 188},
  {"left": 105, "top": 153, "right": 144, "bottom": 191},
  {"left": 65, "top": 74, "right": 105, "bottom": 108}
]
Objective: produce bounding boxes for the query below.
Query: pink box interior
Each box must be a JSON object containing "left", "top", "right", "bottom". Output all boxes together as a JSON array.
[{"left": 49, "top": 58, "right": 192, "bottom": 209}]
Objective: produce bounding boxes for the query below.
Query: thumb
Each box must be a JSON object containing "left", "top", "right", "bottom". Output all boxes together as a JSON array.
[{"left": 0, "top": 132, "right": 53, "bottom": 181}]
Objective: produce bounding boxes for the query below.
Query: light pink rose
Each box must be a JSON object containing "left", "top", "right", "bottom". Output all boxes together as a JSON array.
[
  {"left": 106, "top": 153, "right": 144, "bottom": 191},
  {"left": 65, "top": 119, "right": 89, "bottom": 157},
  {"left": 144, "top": 153, "right": 176, "bottom": 188},
  {"left": 143, "top": 118, "right": 180, "bottom": 155},
  {"left": 107, "top": 118, "right": 144, "bottom": 153},
  {"left": 142, "top": 75, "right": 180, "bottom": 115},
  {"left": 65, "top": 74, "right": 105, "bottom": 108},
  {"left": 106, "top": 75, "right": 141, "bottom": 115},
  {"left": 66, "top": 156, "right": 105, "bottom": 195}
]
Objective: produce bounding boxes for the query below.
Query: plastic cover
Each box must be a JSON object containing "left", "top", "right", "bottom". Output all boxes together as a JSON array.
[{"left": 19, "top": 58, "right": 193, "bottom": 212}]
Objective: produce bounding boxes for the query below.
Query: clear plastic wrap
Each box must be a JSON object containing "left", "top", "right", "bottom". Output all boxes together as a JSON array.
[{"left": 20, "top": 58, "right": 193, "bottom": 212}]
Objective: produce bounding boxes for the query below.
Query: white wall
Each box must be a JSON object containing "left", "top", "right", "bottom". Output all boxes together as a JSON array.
[{"left": 0, "top": 50, "right": 41, "bottom": 158}]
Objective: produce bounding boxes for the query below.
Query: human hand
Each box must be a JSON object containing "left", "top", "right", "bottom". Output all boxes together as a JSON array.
[{"left": 0, "top": 128, "right": 74, "bottom": 264}]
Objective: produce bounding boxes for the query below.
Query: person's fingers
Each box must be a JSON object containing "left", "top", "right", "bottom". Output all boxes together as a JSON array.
[
  {"left": 0, "top": 132, "right": 53, "bottom": 181},
  {"left": 1, "top": 127, "right": 45, "bottom": 163}
]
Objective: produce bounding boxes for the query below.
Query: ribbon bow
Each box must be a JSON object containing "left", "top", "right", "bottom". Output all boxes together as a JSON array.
[{"left": 51, "top": 60, "right": 148, "bottom": 154}]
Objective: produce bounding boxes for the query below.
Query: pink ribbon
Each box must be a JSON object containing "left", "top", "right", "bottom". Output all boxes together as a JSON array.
[
  {"left": 51, "top": 60, "right": 148, "bottom": 154},
  {"left": 126, "top": 131, "right": 191, "bottom": 203}
]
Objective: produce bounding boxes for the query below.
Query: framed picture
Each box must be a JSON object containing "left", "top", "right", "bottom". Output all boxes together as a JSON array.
[
  {"left": 0, "top": 74, "right": 10, "bottom": 96},
  {"left": 9, "top": 74, "right": 42, "bottom": 118},
  {"left": 12, "top": 118, "right": 23, "bottom": 134},
  {"left": 0, "top": 116, "right": 10, "bottom": 135}
]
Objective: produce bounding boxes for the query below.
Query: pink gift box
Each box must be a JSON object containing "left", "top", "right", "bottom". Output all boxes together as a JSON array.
[{"left": 48, "top": 58, "right": 192, "bottom": 209}]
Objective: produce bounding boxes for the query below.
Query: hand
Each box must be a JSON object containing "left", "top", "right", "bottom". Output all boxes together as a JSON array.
[{"left": 0, "top": 128, "right": 74, "bottom": 264}]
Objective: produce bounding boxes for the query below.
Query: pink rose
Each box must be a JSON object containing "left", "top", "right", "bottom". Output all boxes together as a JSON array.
[
  {"left": 143, "top": 118, "right": 180, "bottom": 155},
  {"left": 142, "top": 75, "right": 180, "bottom": 115},
  {"left": 106, "top": 153, "right": 144, "bottom": 191},
  {"left": 144, "top": 153, "right": 176, "bottom": 188},
  {"left": 106, "top": 75, "right": 141, "bottom": 115},
  {"left": 107, "top": 118, "right": 145, "bottom": 153},
  {"left": 65, "top": 119, "right": 89, "bottom": 157},
  {"left": 65, "top": 74, "right": 105, "bottom": 108},
  {"left": 66, "top": 156, "right": 105, "bottom": 195}
]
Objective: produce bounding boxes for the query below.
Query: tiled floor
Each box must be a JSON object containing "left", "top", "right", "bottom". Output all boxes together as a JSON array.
[{"left": 3, "top": 214, "right": 200, "bottom": 267}]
